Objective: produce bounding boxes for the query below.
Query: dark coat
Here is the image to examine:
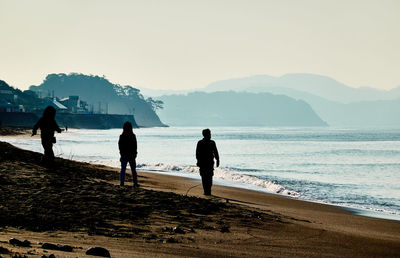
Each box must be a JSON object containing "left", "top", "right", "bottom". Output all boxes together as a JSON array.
[
  {"left": 33, "top": 117, "right": 61, "bottom": 141},
  {"left": 196, "top": 138, "right": 219, "bottom": 168},
  {"left": 118, "top": 133, "right": 137, "bottom": 160}
]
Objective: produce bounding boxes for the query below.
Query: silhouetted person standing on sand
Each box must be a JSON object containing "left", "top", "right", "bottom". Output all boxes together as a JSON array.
[
  {"left": 119, "top": 121, "right": 139, "bottom": 187},
  {"left": 32, "top": 106, "right": 62, "bottom": 166},
  {"left": 196, "top": 129, "right": 219, "bottom": 196}
]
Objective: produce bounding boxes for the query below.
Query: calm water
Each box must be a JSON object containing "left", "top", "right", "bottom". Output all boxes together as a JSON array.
[{"left": 2, "top": 126, "right": 400, "bottom": 219}]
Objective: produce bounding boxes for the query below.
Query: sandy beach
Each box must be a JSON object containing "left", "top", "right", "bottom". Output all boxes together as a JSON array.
[{"left": 1, "top": 135, "right": 400, "bottom": 257}]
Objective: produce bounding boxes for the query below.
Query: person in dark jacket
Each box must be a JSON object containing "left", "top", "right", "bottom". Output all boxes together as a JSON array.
[
  {"left": 196, "top": 128, "right": 219, "bottom": 196},
  {"left": 118, "top": 121, "right": 138, "bottom": 187},
  {"left": 32, "top": 106, "right": 62, "bottom": 165}
]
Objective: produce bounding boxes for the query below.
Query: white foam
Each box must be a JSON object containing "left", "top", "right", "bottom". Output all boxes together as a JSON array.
[{"left": 136, "top": 163, "right": 298, "bottom": 196}]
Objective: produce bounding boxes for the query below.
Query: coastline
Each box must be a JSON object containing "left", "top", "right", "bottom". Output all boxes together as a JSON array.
[
  {"left": 140, "top": 169, "right": 400, "bottom": 222},
  {"left": 4, "top": 125, "right": 399, "bottom": 223},
  {"left": 2, "top": 127, "right": 400, "bottom": 222},
  {"left": 1, "top": 141, "right": 400, "bottom": 257},
  {"left": 137, "top": 171, "right": 400, "bottom": 237}
]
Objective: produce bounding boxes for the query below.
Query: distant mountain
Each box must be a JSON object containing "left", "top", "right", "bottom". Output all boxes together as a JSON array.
[
  {"left": 202, "top": 74, "right": 400, "bottom": 127},
  {"left": 29, "top": 73, "right": 166, "bottom": 127},
  {"left": 284, "top": 90, "right": 400, "bottom": 127},
  {"left": 339, "top": 99, "right": 400, "bottom": 127},
  {"left": 157, "top": 91, "right": 327, "bottom": 126},
  {"left": 137, "top": 87, "right": 193, "bottom": 98},
  {"left": 204, "top": 73, "right": 400, "bottom": 103}
]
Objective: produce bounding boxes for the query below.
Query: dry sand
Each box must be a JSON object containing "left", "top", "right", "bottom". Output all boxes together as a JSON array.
[{"left": 0, "top": 139, "right": 400, "bottom": 257}]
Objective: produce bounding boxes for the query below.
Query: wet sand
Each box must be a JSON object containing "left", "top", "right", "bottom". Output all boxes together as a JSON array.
[
  {"left": 0, "top": 141, "right": 400, "bottom": 257},
  {"left": 0, "top": 127, "right": 30, "bottom": 136}
]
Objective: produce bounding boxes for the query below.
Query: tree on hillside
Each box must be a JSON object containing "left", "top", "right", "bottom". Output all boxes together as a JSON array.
[
  {"left": 28, "top": 73, "right": 166, "bottom": 127},
  {"left": 146, "top": 97, "right": 164, "bottom": 111}
]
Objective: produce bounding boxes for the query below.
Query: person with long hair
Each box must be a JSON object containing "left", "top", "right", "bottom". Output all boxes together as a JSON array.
[
  {"left": 32, "top": 106, "right": 62, "bottom": 166},
  {"left": 118, "top": 121, "right": 139, "bottom": 187}
]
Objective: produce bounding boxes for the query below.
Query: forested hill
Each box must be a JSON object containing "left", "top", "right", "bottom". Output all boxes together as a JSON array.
[
  {"left": 157, "top": 91, "right": 327, "bottom": 126},
  {"left": 29, "top": 73, "right": 166, "bottom": 127},
  {"left": 0, "top": 80, "right": 44, "bottom": 111}
]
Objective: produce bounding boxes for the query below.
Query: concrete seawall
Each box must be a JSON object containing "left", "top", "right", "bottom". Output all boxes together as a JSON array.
[
  {"left": 0, "top": 112, "right": 38, "bottom": 127},
  {"left": 55, "top": 113, "right": 138, "bottom": 129},
  {"left": 0, "top": 112, "right": 138, "bottom": 129}
]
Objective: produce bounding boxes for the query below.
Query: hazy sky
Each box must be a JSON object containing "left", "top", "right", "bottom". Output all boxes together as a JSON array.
[{"left": 1, "top": 0, "right": 399, "bottom": 91}]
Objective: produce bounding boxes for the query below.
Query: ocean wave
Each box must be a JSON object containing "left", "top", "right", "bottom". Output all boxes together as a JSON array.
[
  {"left": 225, "top": 167, "right": 263, "bottom": 172},
  {"left": 298, "top": 196, "right": 400, "bottom": 217},
  {"left": 136, "top": 163, "right": 298, "bottom": 196}
]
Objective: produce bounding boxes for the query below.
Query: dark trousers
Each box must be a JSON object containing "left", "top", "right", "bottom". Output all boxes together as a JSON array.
[
  {"left": 120, "top": 158, "right": 137, "bottom": 186},
  {"left": 200, "top": 167, "right": 213, "bottom": 195},
  {"left": 41, "top": 139, "right": 54, "bottom": 165},
  {"left": 201, "top": 174, "right": 213, "bottom": 195}
]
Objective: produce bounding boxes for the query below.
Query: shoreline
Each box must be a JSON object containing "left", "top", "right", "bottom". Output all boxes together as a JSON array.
[
  {"left": 140, "top": 169, "right": 400, "bottom": 222},
  {"left": 135, "top": 170, "right": 400, "bottom": 229},
  {"left": 1, "top": 141, "right": 400, "bottom": 257},
  {"left": 132, "top": 170, "right": 400, "bottom": 255},
  {"left": 2, "top": 128, "right": 400, "bottom": 222}
]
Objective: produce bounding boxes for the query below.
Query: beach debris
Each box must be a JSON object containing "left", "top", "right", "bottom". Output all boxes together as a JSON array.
[
  {"left": 173, "top": 226, "right": 185, "bottom": 234},
  {"left": 220, "top": 225, "right": 230, "bottom": 233},
  {"left": 165, "top": 237, "right": 179, "bottom": 244},
  {"left": 41, "top": 255, "right": 55, "bottom": 258},
  {"left": 161, "top": 227, "right": 173, "bottom": 233},
  {"left": 9, "top": 238, "right": 31, "bottom": 247},
  {"left": 85, "top": 246, "right": 111, "bottom": 257},
  {"left": 161, "top": 226, "right": 185, "bottom": 234},
  {"left": 0, "top": 246, "right": 10, "bottom": 254},
  {"left": 41, "top": 243, "right": 73, "bottom": 252},
  {"left": 143, "top": 234, "right": 158, "bottom": 240},
  {"left": 216, "top": 220, "right": 230, "bottom": 233},
  {"left": 9, "top": 252, "right": 27, "bottom": 258}
]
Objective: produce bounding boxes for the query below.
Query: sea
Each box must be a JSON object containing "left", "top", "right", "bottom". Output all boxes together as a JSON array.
[{"left": 2, "top": 126, "right": 400, "bottom": 220}]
